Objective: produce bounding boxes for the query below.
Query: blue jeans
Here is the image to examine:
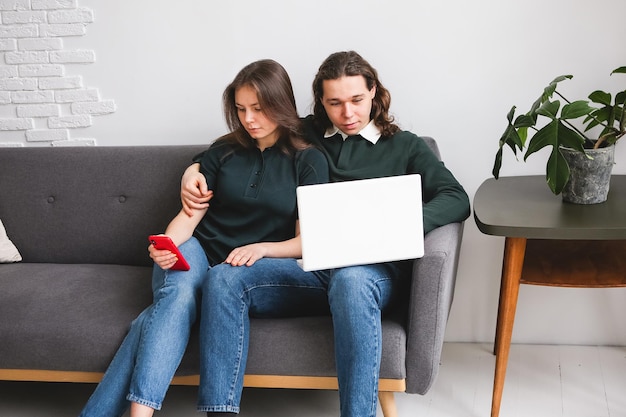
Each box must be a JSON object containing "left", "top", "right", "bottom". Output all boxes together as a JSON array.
[
  {"left": 79, "top": 237, "right": 209, "bottom": 417},
  {"left": 196, "top": 257, "right": 409, "bottom": 417}
]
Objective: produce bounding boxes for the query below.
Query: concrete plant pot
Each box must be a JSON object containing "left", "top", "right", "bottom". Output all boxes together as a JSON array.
[{"left": 560, "top": 145, "right": 615, "bottom": 204}]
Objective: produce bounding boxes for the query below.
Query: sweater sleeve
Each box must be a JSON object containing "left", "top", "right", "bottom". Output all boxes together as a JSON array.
[
  {"left": 295, "top": 147, "right": 330, "bottom": 186},
  {"left": 408, "top": 137, "right": 470, "bottom": 234}
]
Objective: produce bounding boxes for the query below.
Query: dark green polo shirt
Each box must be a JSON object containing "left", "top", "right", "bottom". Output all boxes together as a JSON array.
[
  {"left": 302, "top": 115, "right": 469, "bottom": 234},
  {"left": 193, "top": 140, "right": 328, "bottom": 265}
]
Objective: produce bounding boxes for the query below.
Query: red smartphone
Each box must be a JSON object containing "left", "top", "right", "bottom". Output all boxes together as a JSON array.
[{"left": 148, "top": 235, "right": 190, "bottom": 271}]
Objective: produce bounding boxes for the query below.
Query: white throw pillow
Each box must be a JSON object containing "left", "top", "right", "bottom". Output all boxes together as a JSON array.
[{"left": 0, "top": 219, "right": 22, "bottom": 263}]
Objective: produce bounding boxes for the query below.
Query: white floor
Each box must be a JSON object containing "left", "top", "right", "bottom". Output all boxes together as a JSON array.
[{"left": 1, "top": 343, "right": 624, "bottom": 417}]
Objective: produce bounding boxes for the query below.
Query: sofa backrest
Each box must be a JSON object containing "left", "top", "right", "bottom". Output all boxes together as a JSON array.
[
  {"left": 0, "top": 137, "right": 439, "bottom": 267},
  {"left": 0, "top": 145, "right": 207, "bottom": 266},
  {"left": 421, "top": 136, "right": 439, "bottom": 160}
]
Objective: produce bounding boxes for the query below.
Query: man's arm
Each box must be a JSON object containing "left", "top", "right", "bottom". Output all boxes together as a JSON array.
[{"left": 181, "top": 163, "right": 212, "bottom": 216}]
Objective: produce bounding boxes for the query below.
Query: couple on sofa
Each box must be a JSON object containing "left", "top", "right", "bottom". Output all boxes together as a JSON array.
[{"left": 79, "top": 51, "right": 469, "bottom": 417}]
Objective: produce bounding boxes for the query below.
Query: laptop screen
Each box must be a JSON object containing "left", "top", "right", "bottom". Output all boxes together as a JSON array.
[{"left": 296, "top": 174, "right": 424, "bottom": 271}]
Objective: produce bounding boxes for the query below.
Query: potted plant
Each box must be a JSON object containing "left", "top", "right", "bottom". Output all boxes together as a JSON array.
[{"left": 492, "top": 65, "right": 626, "bottom": 203}]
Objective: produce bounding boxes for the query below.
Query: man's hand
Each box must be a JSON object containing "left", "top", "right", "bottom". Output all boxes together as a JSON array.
[{"left": 181, "top": 163, "right": 212, "bottom": 216}]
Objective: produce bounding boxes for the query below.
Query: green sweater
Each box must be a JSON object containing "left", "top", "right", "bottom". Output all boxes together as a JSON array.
[{"left": 302, "top": 115, "right": 469, "bottom": 234}]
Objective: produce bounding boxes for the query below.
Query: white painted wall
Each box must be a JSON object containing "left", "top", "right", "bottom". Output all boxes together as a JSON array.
[{"left": 2, "top": 0, "right": 626, "bottom": 345}]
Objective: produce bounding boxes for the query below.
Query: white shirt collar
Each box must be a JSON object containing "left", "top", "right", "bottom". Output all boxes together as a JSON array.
[{"left": 323, "top": 120, "right": 382, "bottom": 144}]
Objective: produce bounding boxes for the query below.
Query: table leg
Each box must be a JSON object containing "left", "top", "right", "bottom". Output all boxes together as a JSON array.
[
  {"left": 491, "top": 237, "right": 526, "bottom": 417},
  {"left": 494, "top": 268, "right": 504, "bottom": 355}
]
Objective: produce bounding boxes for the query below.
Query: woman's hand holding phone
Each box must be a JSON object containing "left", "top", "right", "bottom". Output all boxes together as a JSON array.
[{"left": 148, "top": 235, "right": 190, "bottom": 271}]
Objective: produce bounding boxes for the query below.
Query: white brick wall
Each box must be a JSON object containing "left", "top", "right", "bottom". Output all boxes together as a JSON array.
[{"left": 0, "top": 1, "right": 115, "bottom": 146}]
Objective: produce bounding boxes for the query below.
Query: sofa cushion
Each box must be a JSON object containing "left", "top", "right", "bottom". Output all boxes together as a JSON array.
[
  {"left": 0, "top": 263, "right": 152, "bottom": 372},
  {"left": 0, "top": 261, "right": 407, "bottom": 380},
  {"left": 243, "top": 315, "right": 407, "bottom": 380},
  {"left": 178, "top": 315, "right": 406, "bottom": 380}
]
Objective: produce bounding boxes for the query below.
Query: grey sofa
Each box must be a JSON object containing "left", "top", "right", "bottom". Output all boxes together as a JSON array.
[{"left": 0, "top": 140, "right": 464, "bottom": 417}]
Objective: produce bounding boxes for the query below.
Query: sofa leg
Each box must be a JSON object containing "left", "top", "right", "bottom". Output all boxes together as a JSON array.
[{"left": 378, "top": 391, "right": 398, "bottom": 417}]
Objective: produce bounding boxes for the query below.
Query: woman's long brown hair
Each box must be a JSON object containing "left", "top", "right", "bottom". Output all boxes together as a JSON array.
[{"left": 221, "top": 59, "right": 308, "bottom": 154}]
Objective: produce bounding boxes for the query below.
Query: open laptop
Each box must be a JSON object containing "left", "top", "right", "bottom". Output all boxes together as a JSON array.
[{"left": 296, "top": 174, "right": 424, "bottom": 271}]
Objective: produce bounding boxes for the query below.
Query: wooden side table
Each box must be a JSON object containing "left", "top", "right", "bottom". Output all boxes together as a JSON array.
[{"left": 473, "top": 175, "right": 626, "bottom": 417}]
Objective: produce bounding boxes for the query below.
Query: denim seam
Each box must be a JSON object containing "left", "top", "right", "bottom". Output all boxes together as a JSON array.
[
  {"left": 227, "top": 298, "right": 247, "bottom": 405},
  {"left": 126, "top": 393, "right": 162, "bottom": 411},
  {"left": 242, "top": 282, "right": 327, "bottom": 292}
]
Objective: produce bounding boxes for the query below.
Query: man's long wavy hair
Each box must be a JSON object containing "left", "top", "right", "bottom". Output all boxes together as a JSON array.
[
  {"left": 312, "top": 51, "right": 399, "bottom": 137},
  {"left": 220, "top": 59, "right": 307, "bottom": 155}
]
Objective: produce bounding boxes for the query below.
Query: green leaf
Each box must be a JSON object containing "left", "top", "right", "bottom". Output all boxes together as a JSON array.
[
  {"left": 513, "top": 114, "right": 535, "bottom": 128},
  {"left": 524, "top": 75, "right": 570, "bottom": 116},
  {"left": 524, "top": 121, "right": 557, "bottom": 160},
  {"left": 557, "top": 122, "right": 586, "bottom": 152},
  {"left": 506, "top": 106, "right": 516, "bottom": 123},
  {"left": 542, "top": 75, "right": 573, "bottom": 101},
  {"left": 498, "top": 107, "right": 523, "bottom": 150},
  {"left": 606, "top": 135, "right": 619, "bottom": 146},
  {"left": 561, "top": 100, "right": 594, "bottom": 120},
  {"left": 609, "top": 104, "right": 621, "bottom": 128},
  {"left": 611, "top": 66, "right": 626, "bottom": 75},
  {"left": 493, "top": 108, "right": 525, "bottom": 179},
  {"left": 615, "top": 105, "right": 625, "bottom": 130},
  {"left": 588, "top": 90, "right": 611, "bottom": 106},
  {"left": 535, "top": 100, "right": 560, "bottom": 119},
  {"left": 600, "top": 131, "right": 619, "bottom": 146},
  {"left": 498, "top": 124, "right": 523, "bottom": 152},
  {"left": 542, "top": 84, "right": 557, "bottom": 102},
  {"left": 550, "top": 74, "right": 574, "bottom": 84},
  {"left": 518, "top": 126, "right": 529, "bottom": 147},
  {"left": 547, "top": 148, "right": 570, "bottom": 194},
  {"left": 492, "top": 147, "right": 503, "bottom": 179},
  {"left": 527, "top": 98, "right": 542, "bottom": 118},
  {"left": 615, "top": 91, "right": 626, "bottom": 105},
  {"left": 584, "top": 107, "right": 610, "bottom": 131},
  {"left": 543, "top": 122, "right": 581, "bottom": 195}
]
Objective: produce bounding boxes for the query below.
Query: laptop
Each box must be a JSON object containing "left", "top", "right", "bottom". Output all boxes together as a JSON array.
[{"left": 296, "top": 174, "right": 424, "bottom": 271}]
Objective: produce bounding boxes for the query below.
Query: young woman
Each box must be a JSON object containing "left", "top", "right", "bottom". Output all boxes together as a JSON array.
[
  {"left": 78, "top": 59, "right": 328, "bottom": 417},
  {"left": 183, "top": 51, "right": 470, "bottom": 417}
]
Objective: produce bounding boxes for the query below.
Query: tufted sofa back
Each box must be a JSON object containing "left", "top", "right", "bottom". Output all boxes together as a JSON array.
[{"left": 0, "top": 145, "right": 207, "bottom": 266}]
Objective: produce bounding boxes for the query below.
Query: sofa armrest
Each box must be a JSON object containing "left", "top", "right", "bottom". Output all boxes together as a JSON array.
[{"left": 404, "top": 221, "right": 464, "bottom": 394}]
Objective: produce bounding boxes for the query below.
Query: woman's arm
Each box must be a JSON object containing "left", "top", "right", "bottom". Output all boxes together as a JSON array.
[
  {"left": 165, "top": 207, "right": 207, "bottom": 246},
  {"left": 149, "top": 207, "right": 207, "bottom": 269},
  {"left": 224, "top": 222, "right": 303, "bottom": 267}
]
